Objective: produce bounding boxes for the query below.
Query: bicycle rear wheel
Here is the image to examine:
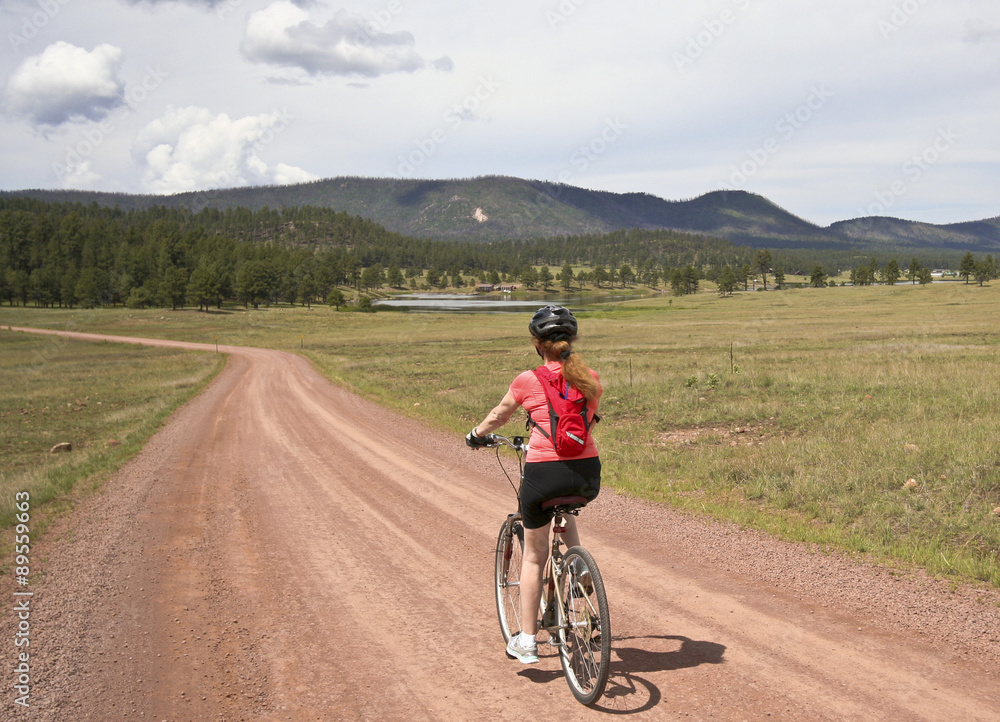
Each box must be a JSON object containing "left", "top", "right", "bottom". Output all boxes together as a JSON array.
[
  {"left": 495, "top": 515, "right": 525, "bottom": 644},
  {"left": 558, "top": 546, "right": 611, "bottom": 705}
]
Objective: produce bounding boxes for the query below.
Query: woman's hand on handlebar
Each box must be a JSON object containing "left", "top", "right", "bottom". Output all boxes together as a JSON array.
[{"left": 466, "top": 427, "right": 493, "bottom": 448}]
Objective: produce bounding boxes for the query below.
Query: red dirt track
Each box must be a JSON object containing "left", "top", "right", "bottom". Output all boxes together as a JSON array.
[{"left": 3, "top": 327, "right": 1000, "bottom": 720}]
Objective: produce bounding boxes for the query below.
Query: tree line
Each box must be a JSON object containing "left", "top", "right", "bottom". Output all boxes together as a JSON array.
[
  {"left": 709, "top": 249, "right": 998, "bottom": 297},
  {"left": 1, "top": 198, "right": 994, "bottom": 311},
  {"left": 0, "top": 199, "right": 757, "bottom": 309}
]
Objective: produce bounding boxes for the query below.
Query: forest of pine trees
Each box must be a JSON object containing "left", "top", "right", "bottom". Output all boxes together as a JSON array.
[
  {"left": 0, "top": 198, "right": 749, "bottom": 309},
  {"left": 0, "top": 197, "right": 992, "bottom": 310}
]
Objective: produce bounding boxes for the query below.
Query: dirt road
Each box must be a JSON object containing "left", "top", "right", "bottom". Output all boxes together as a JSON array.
[{"left": 3, "top": 328, "right": 999, "bottom": 720}]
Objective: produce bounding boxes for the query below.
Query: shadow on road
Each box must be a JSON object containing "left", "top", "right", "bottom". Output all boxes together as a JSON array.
[{"left": 517, "top": 634, "right": 726, "bottom": 714}]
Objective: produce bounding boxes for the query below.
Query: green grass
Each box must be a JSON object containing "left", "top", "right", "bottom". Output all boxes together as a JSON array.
[
  {"left": 2, "top": 281, "right": 999, "bottom": 586},
  {"left": 0, "top": 329, "right": 223, "bottom": 529}
]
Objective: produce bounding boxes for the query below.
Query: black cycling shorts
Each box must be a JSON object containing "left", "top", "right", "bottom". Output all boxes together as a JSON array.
[{"left": 519, "top": 457, "right": 601, "bottom": 530}]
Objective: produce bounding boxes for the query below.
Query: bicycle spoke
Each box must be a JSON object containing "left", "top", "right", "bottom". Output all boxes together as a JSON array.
[
  {"left": 557, "top": 547, "right": 611, "bottom": 706},
  {"left": 495, "top": 517, "right": 524, "bottom": 644}
]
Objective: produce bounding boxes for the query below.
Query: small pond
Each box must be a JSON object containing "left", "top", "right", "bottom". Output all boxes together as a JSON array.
[{"left": 372, "top": 293, "right": 643, "bottom": 313}]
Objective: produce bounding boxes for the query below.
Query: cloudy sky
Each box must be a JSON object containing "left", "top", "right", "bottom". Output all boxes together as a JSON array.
[{"left": 0, "top": 0, "right": 997, "bottom": 226}]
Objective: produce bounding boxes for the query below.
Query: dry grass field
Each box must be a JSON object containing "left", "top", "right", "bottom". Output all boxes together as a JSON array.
[{"left": 2, "top": 280, "right": 998, "bottom": 585}]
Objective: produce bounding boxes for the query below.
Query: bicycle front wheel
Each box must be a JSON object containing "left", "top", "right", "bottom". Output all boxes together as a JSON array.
[
  {"left": 558, "top": 546, "right": 611, "bottom": 706},
  {"left": 495, "top": 515, "right": 525, "bottom": 644}
]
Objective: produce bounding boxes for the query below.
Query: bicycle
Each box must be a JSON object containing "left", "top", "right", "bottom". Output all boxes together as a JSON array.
[{"left": 488, "top": 433, "right": 612, "bottom": 706}]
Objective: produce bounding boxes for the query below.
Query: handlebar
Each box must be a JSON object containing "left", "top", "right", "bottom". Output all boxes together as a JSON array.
[
  {"left": 483, "top": 434, "right": 527, "bottom": 453},
  {"left": 479, "top": 433, "right": 527, "bottom": 497}
]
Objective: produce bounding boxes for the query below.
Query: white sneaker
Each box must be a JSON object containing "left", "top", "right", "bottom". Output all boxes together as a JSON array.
[{"left": 506, "top": 634, "right": 539, "bottom": 664}]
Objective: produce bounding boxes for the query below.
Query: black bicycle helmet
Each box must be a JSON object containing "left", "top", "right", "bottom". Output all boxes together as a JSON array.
[{"left": 528, "top": 305, "right": 578, "bottom": 339}]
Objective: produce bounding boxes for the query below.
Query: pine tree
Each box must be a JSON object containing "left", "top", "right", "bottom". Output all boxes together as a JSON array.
[
  {"left": 75, "top": 268, "right": 103, "bottom": 308},
  {"left": 739, "top": 263, "right": 752, "bottom": 291},
  {"left": 717, "top": 265, "right": 737, "bottom": 297},
  {"left": 881, "top": 259, "right": 900, "bottom": 286},
  {"left": 161, "top": 265, "right": 189, "bottom": 310},
  {"left": 326, "top": 288, "right": 345, "bottom": 310},
  {"left": 236, "top": 260, "right": 274, "bottom": 309},
  {"left": 297, "top": 274, "right": 318, "bottom": 308},
  {"left": 960, "top": 252, "right": 976, "bottom": 284},
  {"left": 619, "top": 264, "right": 634, "bottom": 286},
  {"left": 755, "top": 249, "right": 772, "bottom": 290},
  {"left": 387, "top": 265, "right": 404, "bottom": 288},
  {"left": 187, "top": 265, "right": 217, "bottom": 311},
  {"left": 561, "top": 264, "right": 574, "bottom": 290}
]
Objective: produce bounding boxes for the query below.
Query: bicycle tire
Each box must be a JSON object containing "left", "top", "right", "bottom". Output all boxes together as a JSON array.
[
  {"left": 495, "top": 515, "right": 525, "bottom": 644},
  {"left": 558, "top": 546, "right": 611, "bottom": 706}
]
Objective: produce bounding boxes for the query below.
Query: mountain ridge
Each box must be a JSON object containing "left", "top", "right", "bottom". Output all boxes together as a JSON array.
[{"left": 3, "top": 176, "right": 997, "bottom": 252}]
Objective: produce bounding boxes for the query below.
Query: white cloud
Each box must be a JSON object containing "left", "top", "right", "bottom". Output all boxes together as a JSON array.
[
  {"left": 4, "top": 42, "right": 125, "bottom": 126},
  {"left": 58, "top": 159, "right": 103, "bottom": 189},
  {"left": 240, "top": 1, "right": 440, "bottom": 79},
  {"left": 121, "top": 0, "right": 234, "bottom": 7},
  {"left": 0, "top": 1, "right": 997, "bottom": 224},
  {"left": 432, "top": 56, "right": 455, "bottom": 72},
  {"left": 122, "top": 0, "right": 317, "bottom": 11},
  {"left": 273, "top": 162, "right": 319, "bottom": 185},
  {"left": 132, "top": 106, "right": 317, "bottom": 193}
]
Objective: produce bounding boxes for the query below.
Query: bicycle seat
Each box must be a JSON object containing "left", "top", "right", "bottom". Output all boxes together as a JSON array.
[{"left": 541, "top": 495, "right": 589, "bottom": 512}]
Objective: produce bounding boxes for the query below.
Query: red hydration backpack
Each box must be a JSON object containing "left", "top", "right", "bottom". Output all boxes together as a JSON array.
[{"left": 528, "top": 366, "right": 593, "bottom": 457}]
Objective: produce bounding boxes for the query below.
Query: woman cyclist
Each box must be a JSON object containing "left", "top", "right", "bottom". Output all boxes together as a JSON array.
[{"left": 466, "top": 305, "right": 602, "bottom": 664}]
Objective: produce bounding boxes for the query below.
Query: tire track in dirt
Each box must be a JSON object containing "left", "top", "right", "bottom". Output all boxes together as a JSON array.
[{"left": 2, "top": 326, "right": 999, "bottom": 720}]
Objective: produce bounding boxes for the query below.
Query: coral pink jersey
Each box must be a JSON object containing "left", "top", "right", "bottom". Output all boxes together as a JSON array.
[{"left": 509, "top": 360, "right": 601, "bottom": 463}]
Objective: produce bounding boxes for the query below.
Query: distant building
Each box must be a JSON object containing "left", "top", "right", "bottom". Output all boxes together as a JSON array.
[
  {"left": 498, "top": 284, "right": 522, "bottom": 293},
  {"left": 476, "top": 283, "right": 495, "bottom": 292}
]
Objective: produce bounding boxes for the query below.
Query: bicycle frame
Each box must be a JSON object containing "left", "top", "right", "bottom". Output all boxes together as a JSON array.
[
  {"left": 538, "top": 509, "right": 576, "bottom": 643},
  {"left": 489, "top": 435, "right": 580, "bottom": 643},
  {"left": 490, "top": 432, "right": 611, "bottom": 705}
]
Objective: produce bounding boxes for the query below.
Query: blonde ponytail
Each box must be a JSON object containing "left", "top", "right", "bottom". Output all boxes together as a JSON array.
[{"left": 538, "top": 338, "right": 600, "bottom": 401}]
